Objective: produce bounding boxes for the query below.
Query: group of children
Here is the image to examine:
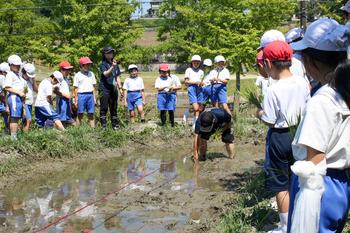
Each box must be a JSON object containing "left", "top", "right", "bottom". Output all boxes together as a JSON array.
[{"left": 255, "top": 4, "right": 350, "bottom": 232}]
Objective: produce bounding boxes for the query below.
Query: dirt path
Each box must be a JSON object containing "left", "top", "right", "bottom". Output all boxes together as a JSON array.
[{"left": 0, "top": 133, "right": 264, "bottom": 233}]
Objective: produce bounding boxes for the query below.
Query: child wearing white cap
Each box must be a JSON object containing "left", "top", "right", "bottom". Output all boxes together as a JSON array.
[
  {"left": 184, "top": 55, "right": 204, "bottom": 127},
  {"left": 201, "top": 58, "right": 214, "bottom": 105},
  {"left": 210, "top": 55, "right": 231, "bottom": 114},
  {"left": 73, "top": 57, "right": 97, "bottom": 128},
  {"left": 288, "top": 18, "right": 350, "bottom": 233},
  {"left": 4, "top": 55, "right": 27, "bottom": 139},
  {"left": 21, "top": 63, "right": 38, "bottom": 132},
  {"left": 34, "top": 71, "right": 65, "bottom": 131},
  {"left": 0, "top": 62, "right": 10, "bottom": 132},
  {"left": 123, "top": 64, "right": 146, "bottom": 124}
]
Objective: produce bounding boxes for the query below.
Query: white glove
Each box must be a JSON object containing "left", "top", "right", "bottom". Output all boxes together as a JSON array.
[{"left": 290, "top": 159, "right": 327, "bottom": 233}]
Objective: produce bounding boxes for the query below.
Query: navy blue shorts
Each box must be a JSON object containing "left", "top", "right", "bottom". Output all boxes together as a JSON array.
[
  {"left": 24, "top": 104, "right": 33, "bottom": 120},
  {"left": 212, "top": 84, "right": 228, "bottom": 103},
  {"left": 35, "top": 106, "right": 60, "bottom": 128},
  {"left": 157, "top": 92, "right": 176, "bottom": 111},
  {"left": 8, "top": 94, "right": 23, "bottom": 118},
  {"left": 264, "top": 128, "right": 294, "bottom": 193},
  {"left": 187, "top": 85, "right": 204, "bottom": 104},
  {"left": 127, "top": 91, "right": 143, "bottom": 111},
  {"left": 202, "top": 85, "right": 213, "bottom": 103}
]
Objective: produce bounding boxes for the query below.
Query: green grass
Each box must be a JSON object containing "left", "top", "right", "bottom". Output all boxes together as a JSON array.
[{"left": 0, "top": 124, "right": 189, "bottom": 176}]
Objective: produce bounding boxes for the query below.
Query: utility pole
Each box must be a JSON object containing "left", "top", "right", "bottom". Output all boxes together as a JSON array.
[{"left": 300, "top": 0, "right": 307, "bottom": 29}]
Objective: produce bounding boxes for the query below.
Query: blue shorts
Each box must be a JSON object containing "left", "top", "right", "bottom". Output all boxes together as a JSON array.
[
  {"left": 35, "top": 106, "right": 60, "bottom": 128},
  {"left": 264, "top": 128, "right": 293, "bottom": 193},
  {"left": 77, "top": 92, "right": 95, "bottom": 114},
  {"left": 157, "top": 92, "right": 176, "bottom": 111},
  {"left": 57, "top": 97, "right": 74, "bottom": 122},
  {"left": 127, "top": 91, "right": 143, "bottom": 111},
  {"left": 212, "top": 84, "right": 228, "bottom": 103},
  {"left": 202, "top": 85, "right": 213, "bottom": 103},
  {"left": 288, "top": 169, "right": 350, "bottom": 233},
  {"left": 8, "top": 94, "right": 23, "bottom": 118},
  {"left": 24, "top": 104, "right": 33, "bottom": 120},
  {"left": 187, "top": 85, "right": 203, "bottom": 105},
  {"left": 0, "top": 102, "right": 5, "bottom": 113}
]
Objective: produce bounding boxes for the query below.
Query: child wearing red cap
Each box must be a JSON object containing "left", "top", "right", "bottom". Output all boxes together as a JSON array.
[
  {"left": 155, "top": 64, "right": 181, "bottom": 127},
  {"left": 73, "top": 57, "right": 97, "bottom": 128},
  {"left": 256, "top": 40, "right": 310, "bottom": 233},
  {"left": 56, "top": 61, "right": 75, "bottom": 126}
]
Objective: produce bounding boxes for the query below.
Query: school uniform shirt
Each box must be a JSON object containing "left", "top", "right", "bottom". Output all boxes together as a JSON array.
[
  {"left": 255, "top": 76, "right": 271, "bottom": 96},
  {"left": 203, "top": 71, "right": 214, "bottom": 87},
  {"left": 0, "top": 74, "right": 5, "bottom": 95},
  {"left": 56, "top": 79, "right": 70, "bottom": 104},
  {"left": 123, "top": 76, "right": 144, "bottom": 91},
  {"left": 73, "top": 71, "right": 96, "bottom": 93},
  {"left": 184, "top": 67, "right": 204, "bottom": 83},
  {"left": 99, "top": 60, "right": 121, "bottom": 92},
  {"left": 35, "top": 79, "right": 53, "bottom": 107},
  {"left": 291, "top": 57, "right": 309, "bottom": 84},
  {"left": 4, "top": 71, "right": 26, "bottom": 92},
  {"left": 155, "top": 75, "right": 181, "bottom": 91},
  {"left": 209, "top": 68, "right": 230, "bottom": 83},
  {"left": 292, "top": 85, "right": 350, "bottom": 169},
  {"left": 25, "top": 79, "right": 34, "bottom": 105},
  {"left": 261, "top": 75, "right": 310, "bottom": 128}
]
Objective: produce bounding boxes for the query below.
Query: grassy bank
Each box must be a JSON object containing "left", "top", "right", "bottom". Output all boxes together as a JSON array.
[{"left": 0, "top": 124, "right": 189, "bottom": 176}]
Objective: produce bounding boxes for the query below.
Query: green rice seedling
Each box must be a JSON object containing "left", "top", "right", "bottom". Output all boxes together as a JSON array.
[{"left": 241, "top": 85, "right": 263, "bottom": 109}]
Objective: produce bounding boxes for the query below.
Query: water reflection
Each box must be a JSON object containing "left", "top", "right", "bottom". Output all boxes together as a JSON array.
[{"left": 0, "top": 153, "right": 222, "bottom": 232}]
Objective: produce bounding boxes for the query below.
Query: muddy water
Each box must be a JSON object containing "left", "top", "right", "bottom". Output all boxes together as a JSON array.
[{"left": 0, "top": 145, "right": 228, "bottom": 233}]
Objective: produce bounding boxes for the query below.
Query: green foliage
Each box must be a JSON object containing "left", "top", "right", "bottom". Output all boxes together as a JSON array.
[
  {"left": 0, "top": 0, "right": 144, "bottom": 68},
  {"left": 157, "top": 0, "right": 298, "bottom": 72}
]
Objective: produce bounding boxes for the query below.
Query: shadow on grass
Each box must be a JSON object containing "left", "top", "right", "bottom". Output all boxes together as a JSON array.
[
  {"left": 216, "top": 159, "right": 279, "bottom": 233},
  {"left": 206, "top": 152, "right": 228, "bottom": 161}
]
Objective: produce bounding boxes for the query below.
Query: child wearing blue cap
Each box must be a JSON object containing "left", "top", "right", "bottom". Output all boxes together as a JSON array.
[
  {"left": 184, "top": 55, "right": 204, "bottom": 128},
  {"left": 123, "top": 64, "right": 145, "bottom": 124},
  {"left": 73, "top": 57, "right": 97, "bottom": 128},
  {"left": 287, "top": 18, "right": 350, "bottom": 233},
  {"left": 155, "top": 64, "right": 181, "bottom": 127},
  {"left": 34, "top": 71, "right": 65, "bottom": 131}
]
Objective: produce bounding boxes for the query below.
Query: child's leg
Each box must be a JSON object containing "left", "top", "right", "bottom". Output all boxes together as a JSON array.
[
  {"left": 23, "top": 119, "right": 31, "bottom": 133},
  {"left": 54, "top": 119, "right": 65, "bottom": 131},
  {"left": 168, "top": 110, "right": 175, "bottom": 127},
  {"left": 87, "top": 113, "right": 95, "bottom": 128},
  {"left": 160, "top": 110, "right": 167, "bottom": 125},
  {"left": 9, "top": 118, "right": 19, "bottom": 138},
  {"left": 137, "top": 105, "right": 145, "bottom": 122},
  {"left": 192, "top": 103, "right": 199, "bottom": 118},
  {"left": 77, "top": 114, "right": 84, "bottom": 126},
  {"left": 221, "top": 103, "right": 231, "bottom": 115},
  {"left": 129, "top": 110, "right": 136, "bottom": 123}
]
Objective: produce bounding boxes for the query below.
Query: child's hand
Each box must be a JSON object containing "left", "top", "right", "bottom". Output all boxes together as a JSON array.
[
  {"left": 5, "top": 106, "right": 9, "bottom": 113},
  {"left": 18, "top": 91, "right": 25, "bottom": 98},
  {"left": 94, "top": 98, "right": 97, "bottom": 106},
  {"left": 143, "top": 100, "right": 146, "bottom": 105}
]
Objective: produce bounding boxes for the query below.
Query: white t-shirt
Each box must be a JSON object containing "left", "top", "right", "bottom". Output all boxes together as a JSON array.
[
  {"left": 56, "top": 79, "right": 70, "bottom": 105},
  {"left": 292, "top": 85, "right": 350, "bottom": 169},
  {"left": 73, "top": 71, "right": 96, "bottom": 93},
  {"left": 123, "top": 76, "right": 144, "bottom": 91},
  {"left": 35, "top": 79, "right": 53, "bottom": 107},
  {"left": 0, "top": 74, "right": 5, "bottom": 95},
  {"left": 203, "top": 71, "right": 213, "bottom": 86},
  {"left": 209, "top": 68, "right": 230, "bottom": 83},
  {"left": 261, "top": 75, "right": 310, "bottom": 128},
  {"left": 184, "top": 67, "right": 204, "bottom": 83},
  {"left": 291, "top": 57, "right": 309, "bottom": 84},
  {"left": 4, "top": 71, "right": 26, "bottom": 92},
  {"left": 255, "top": 76, "right": 271, "bottom": 96},
  {"left": 25, "top": 79, "right": 34, "bottom": 105},
  {"left": 155, "top": 75, "right": 181, "bottom": 91}
]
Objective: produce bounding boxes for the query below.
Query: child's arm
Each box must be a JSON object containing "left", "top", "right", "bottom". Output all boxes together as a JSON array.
[
  {"left": 124, "top": 89, "right": 127, "bottom": 106},
  {"left": 141, "top": 90, "right": 146, "bottom": 105},
  {"left": 93, "top": 85, "right": 97, "bottom": 105},
  {"left": 73, "top": 87, "right": 78, "bottom": 107},
  {"left": 47, "top": 95, "right": 53, "bottom": 105},
  {"left": 256, "top": 109, "right": 275, "bottom": 128},
  {"left": 5, "top": 87, "right": 24, "bottom": 97},
  {"left": 32, "top": 77, "right": 38, "bottom": 92}
]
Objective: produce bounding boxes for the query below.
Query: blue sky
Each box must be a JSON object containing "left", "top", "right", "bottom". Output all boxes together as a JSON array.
[{"left": 131, "top": 0, "right": 151, "bottom": 19}]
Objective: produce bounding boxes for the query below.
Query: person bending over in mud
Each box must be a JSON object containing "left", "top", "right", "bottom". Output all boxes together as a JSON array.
[{"left": 193, "top": 107, "right": 235, "bottom": 161}]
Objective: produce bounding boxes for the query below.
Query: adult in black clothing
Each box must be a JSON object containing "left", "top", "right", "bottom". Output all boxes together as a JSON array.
[
  {"left": 194, "top": 107, "right": 235, "bottom": 161},
  {"left": 99, "top": 45, "right": 123, "bottom": 129}
]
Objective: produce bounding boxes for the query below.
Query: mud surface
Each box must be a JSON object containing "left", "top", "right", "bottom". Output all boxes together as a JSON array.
[{"left": 0, "top": 137, "right": 264, "bottom": 233}]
